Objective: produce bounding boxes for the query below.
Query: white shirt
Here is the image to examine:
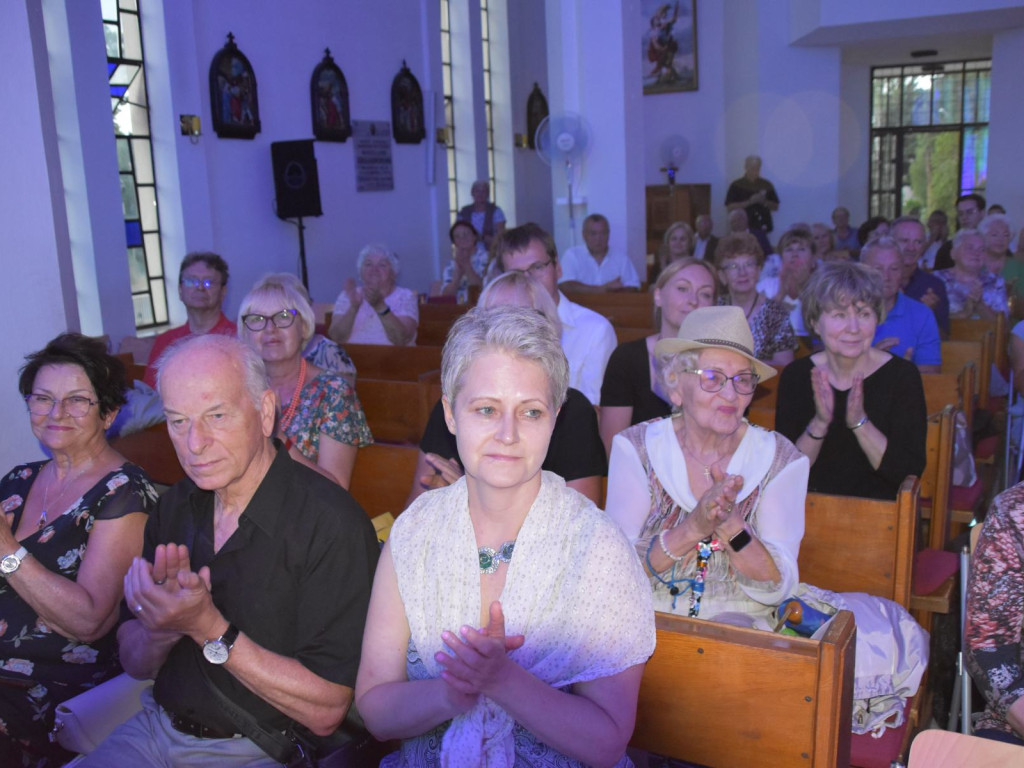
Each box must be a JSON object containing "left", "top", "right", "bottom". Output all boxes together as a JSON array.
[
  {"left": 557, "top": 293, "right": 617, "bottom": 405},
  {"left": 559, "top": 246, "right": 641, "bottom": 289},
  {"left": 332, "top": 285, "right": 419, "bottom": 345},
  {"left": 757, "top": 275, "right": 808, "bottom": 337}
]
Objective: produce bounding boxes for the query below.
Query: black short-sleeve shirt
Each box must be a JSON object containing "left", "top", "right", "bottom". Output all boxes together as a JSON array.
[
  {"left": 419, "top": 388, "right": 607, "bottom": 481},
  {"left": 600, "top": 337, "right": 673, "bottom": 424},
  {"left": 149, "top": 445, "right": 379, "bottom": 733}
]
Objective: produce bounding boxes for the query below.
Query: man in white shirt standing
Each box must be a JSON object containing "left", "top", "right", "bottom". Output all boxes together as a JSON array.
[
  {"left": 495, "top": 223, "right": 617, "bottom": 405},
  {"left": 558, "top": 214, "right": 641, "bottom": 293}
]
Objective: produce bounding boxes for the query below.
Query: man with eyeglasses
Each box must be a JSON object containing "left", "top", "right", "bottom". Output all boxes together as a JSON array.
[
  {"left": 143, "top": 252, "right": 234, "bottom": 387},
  {"left": 493, "top": 223, "right": 616, "bottom": 405}
]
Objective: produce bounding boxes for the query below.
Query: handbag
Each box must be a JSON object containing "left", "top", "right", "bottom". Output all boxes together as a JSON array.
[{"left": 49, "top": 673, "right": 153, "bottom": 753}]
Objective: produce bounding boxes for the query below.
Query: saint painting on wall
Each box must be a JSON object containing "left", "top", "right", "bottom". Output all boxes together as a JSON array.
[
  {"left": 642, "top": 0, "right": 698, "bottom": 94},
  {"left": 311, "top": 49, "right": 352, "bottom": 142},
  {"left": 391, "top": 61, "right": 426, "bottom": 144},
  {"left": 209, "top": 33, "right": 260, "bottom": 139},
  {"left": 526, "top": 83, "right": 549, "bottom": 150}
]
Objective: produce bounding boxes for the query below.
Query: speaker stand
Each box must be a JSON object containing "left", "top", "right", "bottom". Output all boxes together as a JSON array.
[{"left": 286, "top": 216, "right": 310, "bottom": 292}]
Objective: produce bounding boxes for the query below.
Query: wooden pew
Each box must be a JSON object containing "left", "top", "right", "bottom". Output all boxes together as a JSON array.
[
  {"left": 111, "top": 424, "right": 185, "bottom": 487},
  {"left": 950, "top": 314, "right": 1006, "bottom": 374},
  {"left": 563, "top": 291, "right": 653, "bottom": 310},
  {"left": 345, "top": 344, "right": 442, "bottom": 381},
  {"left": 356, "top": 375, "right": 436, "bottom": 445},
  {"left": 800, "top": 478, "right": 925, "bottom": 766},
  {"left": 941, "top": 333, "right": 993, "bottom": 409},
  {"left": 349, "top": 442, "right": 420, "bottom": 520},
  {"left": 632, "top": 610, "right": 856, "bottom": 768},
  {"left": 416, "top": 303, "right": 470, "bottom": 347},
  {"left": 614, "top": 326, "right": 651, "bottom": 345}
]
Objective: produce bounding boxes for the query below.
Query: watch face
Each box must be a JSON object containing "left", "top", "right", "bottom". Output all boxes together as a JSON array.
[
  {"left": 203, "top": 640, "right": 230, "bottom": 665},
  {"left": 729, "top": 528, "right": 753, "bottom": 552},
  {"left": 0, "top": 554, "right": 20, "bottom": 575}
]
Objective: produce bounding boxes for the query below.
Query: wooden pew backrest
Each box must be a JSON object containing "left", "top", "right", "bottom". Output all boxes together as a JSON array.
[
  {"left": 349, "top": 443, "right": 419, "bottom": 519},
  {"left": 345, "top": 344, "right": 443, "bottom": 381},
  {"left": 799, "top": 476, "right": 919, "bottom": 608},
  {"left": 632, "top": 609, "right": 856, "bottom": 768}
]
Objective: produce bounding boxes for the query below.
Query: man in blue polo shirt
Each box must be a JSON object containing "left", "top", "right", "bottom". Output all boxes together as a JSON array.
[
  {"left": 862, "top": 236, "right": 941, "bottom": 373},
  {"left": 893, "top": 216, "right": 950, "bottom": 338}
]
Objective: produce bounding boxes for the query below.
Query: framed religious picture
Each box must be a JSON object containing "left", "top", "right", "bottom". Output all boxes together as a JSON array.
[
  {"left": 310, "top": 49, "right": 352, "bottom": 142},
  {"left": 526, "top": 83, "right": 548, "bottom": 150},
  {"left": 642, "top": 0, "right": 698, "bottom": 95},
  {"left": 390, "top": 61, "right": 426, "bottom": 144},
  {"left": 209, "top": 33, "right": 261, "bottom": 138}
]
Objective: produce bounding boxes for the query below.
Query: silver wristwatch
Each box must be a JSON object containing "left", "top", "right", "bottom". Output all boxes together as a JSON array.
[
  {"left": 0, "top": 546, "right": 28, "bottom": 576},
  {"left": 202, "top": 624, "right": 240, "bottom": 664}
]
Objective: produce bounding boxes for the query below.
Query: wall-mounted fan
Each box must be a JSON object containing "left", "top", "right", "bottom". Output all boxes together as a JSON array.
[{"left": 535, "top": 112, "right": 590, "bottom": 242}]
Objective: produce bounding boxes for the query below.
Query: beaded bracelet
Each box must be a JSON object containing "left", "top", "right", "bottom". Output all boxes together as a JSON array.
[
  {"left": 658, "top": 529, "right": 686, "bottom": 562},
  {"left": 849, "top": 415, "right": 869, "bottom": 431}
]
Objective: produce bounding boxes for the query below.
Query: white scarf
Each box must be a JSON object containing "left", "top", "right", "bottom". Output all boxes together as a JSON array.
[{"left": 389, "top": 471, "right": 655, "bottom": 767}]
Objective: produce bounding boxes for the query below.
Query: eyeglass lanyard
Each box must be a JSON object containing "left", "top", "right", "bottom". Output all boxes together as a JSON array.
[{"left": 646, "top": 535, "right": 721, "bottom": 616}]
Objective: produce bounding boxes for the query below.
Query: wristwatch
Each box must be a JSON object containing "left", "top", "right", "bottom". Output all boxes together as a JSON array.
[
  {"left": 202, "top": 623, "right": 240, "bottom": 665},
  {"left": 0, "top": 546, "right": 28, "bottom": 576},
  {"left": 728, "top": 527, "right": 753, "bottom": 553}
]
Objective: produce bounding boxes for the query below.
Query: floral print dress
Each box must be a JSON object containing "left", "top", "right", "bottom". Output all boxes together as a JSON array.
[
  {"left": 283, "top": 372, "right": 373, "bottom": 462},
  {"left": 0, "top": 462, "right": 156, "bottom": 766}
]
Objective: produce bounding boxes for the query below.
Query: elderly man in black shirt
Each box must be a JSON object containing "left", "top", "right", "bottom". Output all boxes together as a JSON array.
[{"left": 80, "top": 334, "right": 379, "bottom": 766}]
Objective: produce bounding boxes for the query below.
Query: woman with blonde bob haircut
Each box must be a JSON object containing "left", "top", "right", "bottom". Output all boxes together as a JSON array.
[
  {"left": 600, "top": 257, "right": 717, "bottom": 455},
  {"left": 238, "top": 273, "right": 372, "bottom": 488},
  {"left": 656, "top": 221, "right": 695, "bottom": 277},
  {"left": 357, "top": 305, "right": 655, "bottom": 767}
]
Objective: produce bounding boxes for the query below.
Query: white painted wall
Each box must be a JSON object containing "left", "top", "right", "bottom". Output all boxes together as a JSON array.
[
  {"left": 0, "top": 0, "right": 77, "bottom": 467},
  {"left": 986, "top": 27, "right": 1024, "bottom": 219},
  {"left": 157, "top": 0, "right": 448, "bottom": 313}
]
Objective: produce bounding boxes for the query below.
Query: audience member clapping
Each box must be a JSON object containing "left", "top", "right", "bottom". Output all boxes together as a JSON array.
[{"left": 329, "top": 244, "right": 418, "bottom": 346}]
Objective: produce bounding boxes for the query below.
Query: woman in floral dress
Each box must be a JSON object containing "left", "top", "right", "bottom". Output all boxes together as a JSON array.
[
  {"left": 239, "top": 274, "right": 373, "bottom": 489},
  {"left": 0, "top": 333, "right": 156, "bottom": 766}
]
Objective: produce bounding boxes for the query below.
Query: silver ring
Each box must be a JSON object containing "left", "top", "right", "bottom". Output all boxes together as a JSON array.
[
  {"left": 154, "top": 579, "right": 167, "bottom": 586},
  {"left": 134, "top": 604, "right": 144, "bottom": 614},
  {"left": 725, "top": 504, "right": 734, "bottom": 515}
]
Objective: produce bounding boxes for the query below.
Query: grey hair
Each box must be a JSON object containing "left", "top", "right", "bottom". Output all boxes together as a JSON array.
[
  {"left": 156, "top": 334, "right": 270, "bottom": 411},
  {"left": 801, "top": 261, "right": 886, "bottom": 333},
  {"left": 952, "top": 228, "right": 983, "bottom": 252},
  {"left": 655, "top": 350, "right": 700, "bottom": 414},
  {"left": 890, "top": 215, "right": 924, "bottom": 232},
  {"left": 441, "top": 306, "right": 569, "bottom": 410},
  {"left": 479, "top": 271, "right": 562, "bottom": 335},
  {"left": 859, "top": 235, "right": 902, "bottom": 264},
  {"left": 979, "top": 213, "right": 1014, "bottom": 240},
  {"left": 238, "top": 273, "right": 316, "bottom": 344},
  {"left": 356, "top": 244, "right": 400, "bottom": 276}
]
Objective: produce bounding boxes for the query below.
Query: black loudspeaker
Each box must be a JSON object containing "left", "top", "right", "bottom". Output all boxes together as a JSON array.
[{"left": 270, "top": 140, "right": 322, "bottom": 219}]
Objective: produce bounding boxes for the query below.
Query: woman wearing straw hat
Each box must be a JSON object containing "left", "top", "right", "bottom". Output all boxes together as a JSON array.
[{"left": 606, "top": 305, "right": 809, "bottom": 628}]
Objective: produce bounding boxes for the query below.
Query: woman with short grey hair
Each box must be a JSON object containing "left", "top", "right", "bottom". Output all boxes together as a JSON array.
[{"left": 357, "top": 305, "right": 654, "bottom": 768}]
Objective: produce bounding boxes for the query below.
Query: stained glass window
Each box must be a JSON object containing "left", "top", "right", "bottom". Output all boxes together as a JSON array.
[
  {"left": 869, "top": 60, "right": 990, "bottom": 220},
  {"left": 104, "top": 0, "right": 167, "bottom": 329}
]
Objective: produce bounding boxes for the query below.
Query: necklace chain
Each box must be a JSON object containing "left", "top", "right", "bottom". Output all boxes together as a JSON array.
[{"left": 38, "top": 460, "right": 93, "bottom": 529}]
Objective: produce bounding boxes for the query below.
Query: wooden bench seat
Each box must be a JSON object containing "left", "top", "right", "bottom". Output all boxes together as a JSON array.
[
  {"left": 345, "top": 344, "right": 442, "bottom": 381},
  {"left": 356, "top": 373, "right": 439, "bottom": 445},
  {"left": 632, "top": 478, "right": 924, "bottom": 767},
  {"left": 349, "top": 442, "right": 419, "bottom": 520},
  {"left": 632, "top": 610, "right": 856, "bottom": 768}
]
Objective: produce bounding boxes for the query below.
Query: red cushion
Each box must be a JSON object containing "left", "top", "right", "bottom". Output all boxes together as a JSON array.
[
  {"left": 850, "top": 699, "right": 913, "bottom": 768},
  {"left": 912, "top": 548, "right": 959, "bottom": 595},
  {"left": 951, "top": 477, "right": 983, "bottom": 511},
  {"left": 975, "top": 434, "right": 998, "bottom": 461}
]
